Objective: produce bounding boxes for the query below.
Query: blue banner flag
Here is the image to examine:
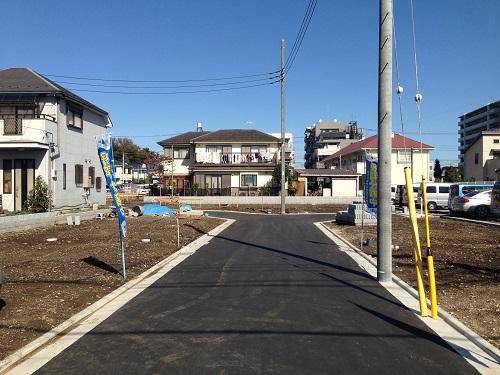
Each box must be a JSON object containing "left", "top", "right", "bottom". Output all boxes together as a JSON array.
[
  {"left": 97, "top": 134, "right": 127, "bottom": 237},
  {"left": 364, "top": 155, "right": 378, "bottom": 213}
]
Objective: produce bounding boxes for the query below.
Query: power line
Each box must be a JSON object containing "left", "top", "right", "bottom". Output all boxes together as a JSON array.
[
  {"left": 44, "top": 70, "right": 280, "bottom": 84},
  {"left": 285, "top": 0, "right": 314, "bottom": 70},
  {"left": 64, "top": 80, "right": 280, "bottom": 95},
  {"left": 285, "top": 0, "right": 318, "bottom": 75},
  {"left": 54, "top": 74, "right": 280, "bottom": 90}
]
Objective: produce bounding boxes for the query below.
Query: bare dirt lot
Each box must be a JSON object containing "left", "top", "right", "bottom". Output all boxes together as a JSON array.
[
  {"left": 0, "top": 215, "right": 223, "bottom": 360},
  {"left": 327, "top": 215, "right": 500, "bottom": 348},
  {"left": 191, "top": 204, "right": 346, "bottom": 214}
]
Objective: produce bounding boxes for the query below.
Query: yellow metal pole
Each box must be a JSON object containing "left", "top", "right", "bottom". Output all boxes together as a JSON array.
[
  {"left": 421, "top": 175, "right": 438, "bottom": 319},
  {"left": 404, "top": 167, "right": 428, "bottom": 317}
]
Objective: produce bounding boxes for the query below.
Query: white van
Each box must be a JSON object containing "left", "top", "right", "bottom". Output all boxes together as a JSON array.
[
  {"left": 402, "top": 183, "right": 420, "bottom": 206},
  {"left": 417, "top": 183, "right": 452, "bottom": 210}
]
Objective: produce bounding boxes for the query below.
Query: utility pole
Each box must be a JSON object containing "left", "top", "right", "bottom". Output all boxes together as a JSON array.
[
  {"left": 171, "top": 145, "right": 174, "bottom": 198},
  {"left": 122, "top": 151, "right": 125, "bottom": 185},
  {"left": 377, "top": 0, "right": 393, "bottom": 282},
  {"left": 280, "top": 39, "right": 286, "bottom": 215}
]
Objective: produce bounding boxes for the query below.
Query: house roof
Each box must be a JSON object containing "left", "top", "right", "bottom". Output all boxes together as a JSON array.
[
  {"left": 0, "top": 68, "right": 108, "bottom": 117},
  {"left": 158, "top": 131, "right": 210, "bottom": 146},
  {"left": 323, "top": 133, "right": 433, "bottom": 161},
  {"left": 192, "top": 129, "right": 280, "bottom": 143},
  {"left": 295, "top": 168, "right": 360, "bottom": 177}
]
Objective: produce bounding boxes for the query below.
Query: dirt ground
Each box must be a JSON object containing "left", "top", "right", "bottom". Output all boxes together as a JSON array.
[
  {"left": 327, "top": 215, "right": 500, "bottom": 348},
  {"left": 0, "top": 215, "right": 223, "bottom": 360}
]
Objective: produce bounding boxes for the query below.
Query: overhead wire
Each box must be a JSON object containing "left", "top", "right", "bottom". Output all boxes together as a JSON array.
[{"left": 284, "top": 0, "right": 315, "bottom": 71}]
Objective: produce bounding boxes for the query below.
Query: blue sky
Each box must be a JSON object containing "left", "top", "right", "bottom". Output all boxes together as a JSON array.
[{"left": 2, "top": 0, "right": 499, "bottom": 166}]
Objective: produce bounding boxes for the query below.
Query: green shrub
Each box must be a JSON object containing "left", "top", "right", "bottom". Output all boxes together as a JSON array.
[{"left": 26, "top": 176, "right": 52, "bottom": 213}]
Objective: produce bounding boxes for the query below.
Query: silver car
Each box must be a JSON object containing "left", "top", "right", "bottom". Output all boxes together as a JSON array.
[{"left": 450, "top": 190, "right": 492, "bottom": 219}]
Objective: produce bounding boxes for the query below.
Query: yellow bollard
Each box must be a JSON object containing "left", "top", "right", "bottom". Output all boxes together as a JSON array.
[
  {"left": 421, "top": 176, "right": 438, "bottom": 319},
  {"left": 404, "top": 167, "right": 428, "bottom": 317}
]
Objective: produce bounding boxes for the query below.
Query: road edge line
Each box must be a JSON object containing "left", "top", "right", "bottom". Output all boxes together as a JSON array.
[
  {"left": 0, "top": 218, "right": 235, "bottom": 375},
  {"left": 315, "top": 221, "right": 500, "bottom": 374}
]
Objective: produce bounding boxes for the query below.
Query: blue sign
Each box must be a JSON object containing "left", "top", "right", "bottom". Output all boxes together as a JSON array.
[
  {"left": 364, "top": 155, "right": 378, "bottom": 213},
  {"left": 97, "top": 134, "right": 127, "bottom": 237}
]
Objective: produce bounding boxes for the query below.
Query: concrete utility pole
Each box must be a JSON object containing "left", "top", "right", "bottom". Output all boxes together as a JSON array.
[
  {"left": 377, "top": 0, "right": 393, "bottom": 282},
  {"left": 280, "top": 39, "right": 286, "bottom": 215}
]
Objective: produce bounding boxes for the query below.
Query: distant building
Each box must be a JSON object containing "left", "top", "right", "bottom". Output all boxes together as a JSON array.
[
  {"left": 458, "top": 100, "right": 500, "bottom": 169},
  {"left": 323, "top": 133, "right": 434, "bottom": 185},
  {"left": 0, "top": 68, "right": 110, "bottom": 211},
  {"left": 304, "top": 120, "right": 363, "bottom": 169},
  {"left": 267, "top": 132, "right": 294, "bottom": 167},
  {"left": 158, "top": 127, "right": 282, "bottom": 195},
  {"left": 463, "top": 130, "right": 500, "bottom": 181}
]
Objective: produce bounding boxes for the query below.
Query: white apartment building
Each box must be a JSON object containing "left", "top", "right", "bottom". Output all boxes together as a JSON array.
[{"left": 0, "top": 68, "right": 110, "bottom": 211}]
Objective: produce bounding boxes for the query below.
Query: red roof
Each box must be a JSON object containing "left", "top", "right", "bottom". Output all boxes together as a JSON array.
[{"left": 323, "top": 133, "right": 433, "bottom": 162}]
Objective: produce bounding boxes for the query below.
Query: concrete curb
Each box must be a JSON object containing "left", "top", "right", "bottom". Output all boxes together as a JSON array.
[
  {"left": 0, "top": 218, "right": 235, "bottom": 375},
  {"left": 440, "top": 214, "right": 500, "bottom": 228},
  {"left": 316, "top": 221, "right": 500, "bottom": 374}
]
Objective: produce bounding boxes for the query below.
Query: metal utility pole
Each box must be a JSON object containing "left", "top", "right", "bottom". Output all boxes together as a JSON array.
[
  {"left": 280, "top": 39, "right": 286, "bottom": 215},
  {"left": 171, "top": 145, "right": 174, "bottom": 198},
  {"left": 377, "top": 0, "right": 393, "bottom": 282}
]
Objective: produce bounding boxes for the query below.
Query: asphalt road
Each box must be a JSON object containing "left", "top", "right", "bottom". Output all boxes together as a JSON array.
[{"left": 36, "top": 213, "right": 477, "bottom": 374}]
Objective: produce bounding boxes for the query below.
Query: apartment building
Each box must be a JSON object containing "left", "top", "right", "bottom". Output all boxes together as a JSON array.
[
  {"left": 463, "top": 130, "right": 500, "bottom": 181},
  {"left": 458, "top": 100, "right": 500, "bottom": 168},
  {"left": 158, "top": 128, "right": 281, "bottom": 195},
  {"left": 323, "top": 133, "right": 433, "bottom": 185},
  {"left": 0, "top": 68, "right": 110, "bottom": 211},
  {"left": 304, "top": 120, "right": 363, "bottom": 169}
]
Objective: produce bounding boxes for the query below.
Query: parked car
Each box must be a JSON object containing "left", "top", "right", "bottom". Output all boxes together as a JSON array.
[
  {"left": 448, "top": 182, "right": 494, "bottom": 211},
  {"left": 490, "top": 181, "right": 500, "bottom": 217},
  {"left": 417, "top": 183, "right": 451, "bottom": 210},
  {"left": 136, "top": 184, "right": 151, "bottom": 195},
  {"left": 395, "top": 184, "right": 405, "bottom": 207},
  {"left": 450, "top": 189, "right": 492, "bottom": 219},
  {"left": 402, "top": 183, "right": 420, "bottom": 206}
]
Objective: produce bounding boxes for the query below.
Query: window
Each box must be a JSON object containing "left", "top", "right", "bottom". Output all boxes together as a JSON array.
[
  {"left": 88, "top": 166, "right": 95, "bottom": 187},
  {"left": 75, "top": 164, "right": 83, "bottom": 187},
  {"left": 474, "top": 153, "right": 479, "bottom": 164},
  {"left": 67, "top": 104, "right": 83, "bottom": 129},
  {"left": 426, "top": 186, "right": 436, "bottom": 193},
  {"left": 63, "top": 163, "right": 66, "bottom": 190},
  {"left": 3, "top": 160, "right": 12, "bottom": 194},
  {"left": 494, "top": 139, "right": 499, "bottom": 144},
  {"left": 397, "top": 150, "right": 411, "bottom": 163},
  {"left": 96, "top": 177, "right": 102, "bottom": 192},
  {"left": 174, "top": 148, "right": 189, "bottom": 159},
  {"left": 241, "top": 174, "right": 257, "bottom": 187},
  {"left": 439, "top": 186, "right": 449, "bottom": 194}
]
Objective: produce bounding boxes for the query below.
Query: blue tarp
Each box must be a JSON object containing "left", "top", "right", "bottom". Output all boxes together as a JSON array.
[
  {"left": 143, "top": 204, "right": 176, "bottom": 217},
  {"left": 179, "top": 204, "right": 192, "bottom": 212}
]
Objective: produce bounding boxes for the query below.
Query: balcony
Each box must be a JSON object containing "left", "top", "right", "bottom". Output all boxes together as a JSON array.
[
  {"left": 195, "top": 151, "right": 276, "bottom": 165},
  {"left": 0, "top": 115, "right": 56, "bottom": 148}
]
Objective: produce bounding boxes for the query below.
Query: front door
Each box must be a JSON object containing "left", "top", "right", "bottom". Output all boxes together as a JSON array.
[{"left": 14, "top": 159, "right": 35, "bottom": 211}]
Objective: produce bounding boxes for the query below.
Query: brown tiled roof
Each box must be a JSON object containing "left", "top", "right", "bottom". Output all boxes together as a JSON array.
[
  {"left": 0, "top": 68, "right": 108, "bottom": 116},
  {"left": 157, "top": 131, "right": 210, "bottom": 146},
  {"left": 323, "top": 133, "right": 433, "bottom": 162},
  {"left": 192, "top": 129, "right": 280, "bottom": 143}
]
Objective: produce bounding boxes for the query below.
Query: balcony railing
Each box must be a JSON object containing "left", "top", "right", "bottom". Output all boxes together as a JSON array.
[
  {"left": 1, "top": 114, "right": 56, "bottom": 135},
  {"left": 195, "top": 152, "right": 275, "bottom": 164}
]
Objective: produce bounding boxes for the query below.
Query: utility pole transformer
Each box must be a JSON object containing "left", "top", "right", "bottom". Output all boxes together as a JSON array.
[
  {"left": 377, "top": 0, "right": 393, "bottom": 282},
  {"left": 280, "top": 39, "right": 286, "bottom": 215}
]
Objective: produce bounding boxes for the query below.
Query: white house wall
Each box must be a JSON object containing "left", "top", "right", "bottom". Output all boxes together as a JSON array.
[{"left": 50, "top": 99, "right": 107, "bottom": 209}]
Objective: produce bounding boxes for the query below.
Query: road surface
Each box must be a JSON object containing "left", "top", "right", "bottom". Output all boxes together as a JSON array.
[{"left": 35, "top": 213, "right": 477, "bottom": 374}]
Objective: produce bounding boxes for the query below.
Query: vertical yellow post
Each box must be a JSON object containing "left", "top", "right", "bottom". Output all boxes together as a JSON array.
[
  {"left": 404, "top": 167, "right": 428, "bottom": 317},
  {"left": 421, "top": 176, "right": 438, "bottom": 319}
]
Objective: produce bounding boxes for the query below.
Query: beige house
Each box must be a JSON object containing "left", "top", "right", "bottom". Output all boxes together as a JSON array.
[
  {"left": 463, "top": 130, "right": 500, "bottom": 181},
  {"left": 323, "top": 133, "right": 433, "bottom": 185}
]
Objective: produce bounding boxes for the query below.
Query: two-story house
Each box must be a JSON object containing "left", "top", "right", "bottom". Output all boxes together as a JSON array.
[
  {"left": 322, "top": 133, "right": 434, "bottom": 185},
  {"left": 158, "top": 128, "right": 281, "bottom": 195},
  {"left": 0, "top": 68, "right": 111, "bottom": 211}
]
